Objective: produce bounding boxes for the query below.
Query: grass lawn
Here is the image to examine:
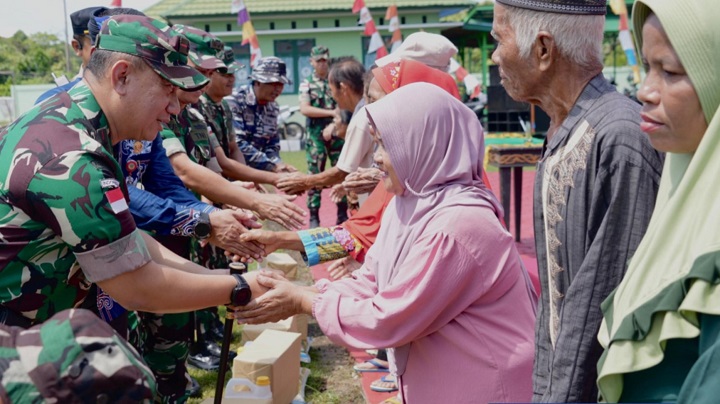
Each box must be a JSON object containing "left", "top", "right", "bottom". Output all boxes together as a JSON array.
[{"left": 280, "top": 150, "right": 308, "bottom": 173}]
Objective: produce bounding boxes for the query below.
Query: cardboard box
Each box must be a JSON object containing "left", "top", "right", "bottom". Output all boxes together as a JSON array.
[
  {"left": 241, "top": 315, "right": 308, "bottom": 344},
  {"left": 264, "top": 252, "right": 298, "bottom": 280},
  {"left": 232, "top": 329, "right": 301, "bottom": 404}
]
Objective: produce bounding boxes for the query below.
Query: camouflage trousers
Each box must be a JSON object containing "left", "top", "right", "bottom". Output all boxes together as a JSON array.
[
  {"left": 133, "top": 235, "right": 195, "bottom": 403},
  {"left": 305, "top": 128, "right": 345, "bottom": 209},
  {"left": 137, "top": 311, "right": 194, "bottom": 403},
  {"left": 190, "top": 238, "right": 227, "bottom": 336}
]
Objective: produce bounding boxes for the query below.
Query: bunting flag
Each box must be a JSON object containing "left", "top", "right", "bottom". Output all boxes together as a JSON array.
[
  {"left": 110, "top": 0, "right": 121, "bottom": 6},
  {"left": 385, "top": 5, "right": 402, "bottom": 53},
  {"left": 610, "top": 0, "right": 641, "bottom": 83},
  {"left": 449, "top": 58, "right": 481, "bottom": 99},
  {"left": 231, "top": 0, "right": 262, "bottom": 66},
  {"left": 352, "top": 0, "right": 388, "bottom": 58}
]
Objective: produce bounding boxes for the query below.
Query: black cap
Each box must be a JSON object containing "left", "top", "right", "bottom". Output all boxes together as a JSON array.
[{"left": 70, "top": 6, "right": 107, "bottom": 36}]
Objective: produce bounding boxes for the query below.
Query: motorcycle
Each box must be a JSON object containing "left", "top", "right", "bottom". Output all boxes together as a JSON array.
[{"left": 277, "top": 105, "right": 305, "bottom": 140}]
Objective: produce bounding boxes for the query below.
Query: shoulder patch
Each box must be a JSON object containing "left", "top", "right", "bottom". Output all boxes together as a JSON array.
[{"left": 100, "top": 178, "right": 120, "bottom": 190}]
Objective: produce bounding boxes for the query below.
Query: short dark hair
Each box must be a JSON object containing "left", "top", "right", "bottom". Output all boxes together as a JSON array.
[
  {"left": 328, "top": 56, "right": 365, "bottom": 96},
  {"left": 85, "top": 50, "right": 146, "bottom": 79}
]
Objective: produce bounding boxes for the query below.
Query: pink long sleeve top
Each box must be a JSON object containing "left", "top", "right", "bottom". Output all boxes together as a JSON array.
[{"left": 313, "top": 205, "right": 535, "bottom": 403}]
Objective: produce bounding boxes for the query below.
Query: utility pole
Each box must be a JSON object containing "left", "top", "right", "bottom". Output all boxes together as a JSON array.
[{"left": 63, "top": 0, "right": 71, "bottom": 73}]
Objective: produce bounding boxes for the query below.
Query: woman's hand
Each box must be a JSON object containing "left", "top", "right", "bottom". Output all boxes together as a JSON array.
[
  {"left": 238, "top": 229, "right": 284, "bottom": 256},
  {"left": 231, "top": 271, "right": 312, "bottom": 324},
  {"left": 327, "top": 256, "right": 361, "bottom": 280},
  {"left": 343, "top": 167, "right": 382, "bottom": 195}
]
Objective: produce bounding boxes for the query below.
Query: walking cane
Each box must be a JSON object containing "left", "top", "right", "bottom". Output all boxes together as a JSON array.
[{"left": 214, "top": 261, "right": 247, "bottom": 404}]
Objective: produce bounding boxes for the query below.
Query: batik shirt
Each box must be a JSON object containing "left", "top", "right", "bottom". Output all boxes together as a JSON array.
[
  {"left": 297, "top": 226, "right": 366, "bottom": 266},
  {"left": 116, "top": 134, "right": 216, "bottom": 237},
  {"left": 299, "top": 72, "right": 336, "bottom": 137},
  {"left": 532, "top": 75, "right": 664, "bottom": 402},
  {"left": 229, "top": 85, "right": 283, "bottom": 171},
  {"left": 0, "top": 82, "right": 151, "bottom": 324}
]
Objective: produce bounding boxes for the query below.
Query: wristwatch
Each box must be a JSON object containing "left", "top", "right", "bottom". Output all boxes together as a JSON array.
[
  {"left": 193, "top": 211, "right": 212, "bottom": 240},
  {"left": 228, "top": 274, "right": 252, "bottom": 306}
]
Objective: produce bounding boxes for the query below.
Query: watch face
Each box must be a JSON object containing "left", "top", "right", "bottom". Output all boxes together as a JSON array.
[
  {"left": 194, "top": 222, "right": 212, "bottom": 239},
  {"left": 234, "top": 287, "right": 252, "bottom": 306}
]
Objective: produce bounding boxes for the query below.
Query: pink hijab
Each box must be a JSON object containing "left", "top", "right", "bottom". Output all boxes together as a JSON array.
[{"left": 364, "top": 82, "right": 504, "bottom": 373}]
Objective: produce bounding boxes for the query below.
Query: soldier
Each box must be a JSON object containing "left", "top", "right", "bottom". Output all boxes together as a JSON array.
[
  {"left": 36, "top": 6, "right": 107, "bottom": 103},
  {"left": 0, "top": 308, "right": 156, "bottom": 402},
  {"left": 229, "top": 56, "right": 297, "bottom": 173},
  {"left": 297, "top": 45, "right": 345, "bottom": 227},
  {"left": 0, "top": 13, "right": 263, "bottom": 383}
]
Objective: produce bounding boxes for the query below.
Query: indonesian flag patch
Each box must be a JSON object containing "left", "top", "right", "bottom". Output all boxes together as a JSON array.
[{"left": 104, "top": 187, "right": 128, "bottom": 214}]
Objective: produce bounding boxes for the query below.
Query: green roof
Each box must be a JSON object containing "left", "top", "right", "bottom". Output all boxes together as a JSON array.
[{"left": 145, "top": 0, "right": 474, "bottom": 18}]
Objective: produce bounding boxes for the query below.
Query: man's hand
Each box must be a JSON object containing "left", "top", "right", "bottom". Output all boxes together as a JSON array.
[
  {"left": 322, "top": 123, "right": 336, "bottom": 142},
  {"left": 238, "top": 229, "right": 285, "bottom": 256},
  {"left": 231, "top": 271, "right": 308, "bottom": 324},
  {"left": 327, "top": 256, "right": 362, "bottom": 280},
  {"left": 273, "top": 163, "right": 298, "bottom": 173},
  {"left": 329, "top": 184, "right": 346, "bottom": 204},
  {"left": 207, "top": 210, "right": 264, "bottom": 260},
  {"left": 252, "top": 193, "right": 306, "bottom": 230},
  {"left": 343, "top": 167, "right": 382, "bottom": 195},
  {"left": 277, "top": 173, "right": 312, "bottom": 195}
]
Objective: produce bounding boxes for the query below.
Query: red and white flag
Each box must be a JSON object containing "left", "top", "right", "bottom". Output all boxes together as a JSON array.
[
  {"left": 449, "top": 59, "right": 481, "bottom": 99},
  {"left": 105, "top": 187, "right": 128, "bottom": 214},
  {"left": 385, "top": 5, "right": 402, "bottom": 53},
  {"left": 352, "top": 0, "right": 388, "bottom": 57},
  {"left": 110, "top": 0, "right": 121, "bottom": 6}
]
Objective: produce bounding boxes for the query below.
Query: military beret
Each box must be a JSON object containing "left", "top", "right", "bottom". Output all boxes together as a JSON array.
[{"left": 70, "top": 6, "right": 108, "bottom": 36}]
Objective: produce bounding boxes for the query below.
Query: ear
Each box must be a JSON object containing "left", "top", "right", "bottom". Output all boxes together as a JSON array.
[
  {"left": 110, "top": 59, "right": 133, "bottom": 96},
  {"left": 534, "top": 31, "right": 555, "bottom": 72},
  {"left": 71, "top": 39, "right": 82, "bottom": 57}
]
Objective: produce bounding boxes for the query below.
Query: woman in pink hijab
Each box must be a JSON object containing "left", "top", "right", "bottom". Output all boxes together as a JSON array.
[{"left": 234, "top": 83, "right": 535, "bottom": 403}]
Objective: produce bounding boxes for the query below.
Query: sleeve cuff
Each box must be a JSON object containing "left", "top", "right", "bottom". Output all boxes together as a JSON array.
[
  {"left": 75, "top": 229, "right": 151, "bottom": 283},
  {"left": 298, "top": 230, "right": 321, "bottom": 266},
  {"left": 162, "top": 138, "right": 186, "bottom": 157}
]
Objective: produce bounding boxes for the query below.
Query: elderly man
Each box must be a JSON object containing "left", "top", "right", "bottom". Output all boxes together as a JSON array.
[
  {"left": 491, "top": 0, "right": 664, "bottom": 401},
  {"left": 278, "top": 57, "right": 367, "bottom": 227},
  {"left": 0, "top": 14, "right": 263, "bottom": 355}
]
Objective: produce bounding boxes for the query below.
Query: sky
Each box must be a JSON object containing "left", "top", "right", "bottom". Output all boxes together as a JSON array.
[{"left": 0, "top": 0, "right": 160, "bottom": 39}]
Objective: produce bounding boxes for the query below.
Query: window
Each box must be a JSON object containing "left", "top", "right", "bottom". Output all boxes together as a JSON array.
[
  {"left": 361, "top": 35, "right": 393, "bottom": 69},
  {"left": 228, "top": 42, "right": 252, "bottom": 92},
  {"left": 274, "top": 39, "right": 316, "bottom": 94}
]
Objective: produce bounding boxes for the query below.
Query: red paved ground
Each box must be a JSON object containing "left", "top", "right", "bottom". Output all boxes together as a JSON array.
[{"left": 292, "top": 170, "right": 538, "bottom": 403}]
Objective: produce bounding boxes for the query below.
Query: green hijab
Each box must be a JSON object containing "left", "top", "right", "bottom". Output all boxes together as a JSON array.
[{"left": 597, "top": 0, "right": 720, "bottom": 401}]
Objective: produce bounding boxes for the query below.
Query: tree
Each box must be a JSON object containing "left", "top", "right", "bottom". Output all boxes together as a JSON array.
[{"left": 0, "top": 30, "right": 80, "bottom": 96}]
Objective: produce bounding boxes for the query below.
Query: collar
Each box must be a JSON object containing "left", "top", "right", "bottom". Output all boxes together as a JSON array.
[
  {"left": 544, "top": 74, "right": 615, "bottom": 156},
  {"left": 68, "top": 80, "right": 112, "bottom": 153}
]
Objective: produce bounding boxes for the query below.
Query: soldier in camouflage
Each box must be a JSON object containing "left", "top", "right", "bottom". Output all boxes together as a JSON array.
[
  {"left": 0, "top": 14, "right": 266, "bottom": 402},
  {"left": 229, "top": 56, "right": 297, "bottom": 173},
  {"left": 296, "top": 45, "right": 345, "bottom": 227},
  {"left": 0, "top": 308, "right": 155, "bottom": 403}
]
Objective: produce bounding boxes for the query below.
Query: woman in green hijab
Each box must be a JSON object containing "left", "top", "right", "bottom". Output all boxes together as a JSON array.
[{"left": 596, "top": 0, "right": 720, "bottom": 402}]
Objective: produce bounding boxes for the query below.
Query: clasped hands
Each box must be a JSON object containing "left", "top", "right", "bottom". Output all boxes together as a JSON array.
[{"left": 228, "top": 270, "right": 313, "bottom": 325}]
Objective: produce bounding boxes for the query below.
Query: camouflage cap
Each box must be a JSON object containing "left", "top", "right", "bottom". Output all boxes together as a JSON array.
[
  {"left": 0, "top": 309, "right": 155, "bottom": 403},
  {"left": 250, "top": 56, "right": 292, "bottom": 84},
  {"left": 95, "top": 15, "right": 209, "bottom": 91},
  {"left": 173, "top": 24, "right": 226, "bottom": 70},
  {"left": 310, "top": 45, "right": 330, "bottom": 60},
  {"left": 222, "top": 46, "right": 245, "bottom": 74}
]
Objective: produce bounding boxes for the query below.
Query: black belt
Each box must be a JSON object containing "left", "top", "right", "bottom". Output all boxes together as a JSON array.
[{"left": 0, "top": 305, "right": 32, "bottom": 329}]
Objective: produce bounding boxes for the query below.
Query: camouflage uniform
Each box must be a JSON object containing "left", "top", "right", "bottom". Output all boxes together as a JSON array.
[
  {"left": 0, "top": 308, "right": 155, "bottom": 403},
  {"left": 299, "top": 72, "right": 343, "bottom": 209},
  {"left": 0, "top": 15, "right": 208, "bottom": 404},
  {"left": 229, "top": 84, "right": 283, "bottom": 171},
  {"left": 0, "top": 81, "right": 150, "bottom": 325}
]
